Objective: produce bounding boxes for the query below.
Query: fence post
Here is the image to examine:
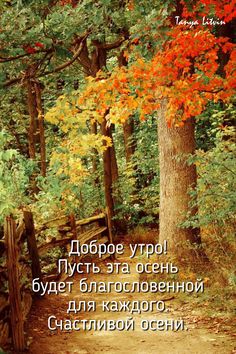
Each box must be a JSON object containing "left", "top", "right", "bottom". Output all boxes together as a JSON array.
[
  {"left": 23, "top": 210, "right": 42, "bottom": 295},
  {"left": 69, "top": 213, "right": 77, "bottom": 240},
  {"left": 5, "top": 216, "right": 25, "bottom": 352},
  {"left": 106, "top": 207, "right": 113, "bottom": 244}
]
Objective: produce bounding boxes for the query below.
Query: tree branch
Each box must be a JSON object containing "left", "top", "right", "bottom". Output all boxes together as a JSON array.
[
  {"left": 92, "top": 37, "right": 126, "bottom": 50},
  {"left": 0, "top": 49, "right": 53, "bottom": 63},
  {"left": 42, "top": 38, "right": 87, "bottom": 76},
  {"left": 1, "top": 34, "right": 89, "bottom": 88}
]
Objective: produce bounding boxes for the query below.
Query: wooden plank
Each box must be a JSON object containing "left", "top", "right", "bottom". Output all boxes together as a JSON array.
[
  {"left": 79, "top": 226, "right": 107, "bottom": 244},
  {"left": 95, "top": 236, "right": 109, "bottom": 245},
  {"left": 42, "top": 273, "right": 60, "bottom": 282},
  {"left": 58, "top": 226, "right": 71, "bottom": 232},
  {"left": 37, "top": 226, "right": 107, "bottom": 256},
  {"left": 38, "top": 237, "right": 72, "bottom": 255},
  {"left": 16, "top": 220, "right": 25, "bottom": 242},
  {"left": 24, "top": 210, "right": 42, "bottom": 291},
  {"left": 36, "top": 213, "right": 105, "bottom": 233},
  {"left": 76, "top": 213, "right": 106, "bottom": 226},
  {"left": 105, "top": 207, "right": 113, "bottom": 243},
  {"left": 4, "top": 216, "right": 25, "bottom": 352},
  {"left": 41, "top": 215, "right": 69, "bottom": 229},
  {"left": 70, "top": 213, "right": 77, "bottom": 239}
]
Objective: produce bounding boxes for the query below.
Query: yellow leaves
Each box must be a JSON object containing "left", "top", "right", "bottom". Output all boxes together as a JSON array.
[
  {"left": 45, "top": 107, "right": 60, "bottom": 125},
  {"left": 52, "top": 152, "right": 87, "bottom": 185},
  {"left": 45, "top": 78, "right": 117, "bottom": 187},
  {"left": 49, "top": 131, "right": 113, "bottom": 187},
  {"left": 46, "top": 90, "right": 107, "bottom": 136},
  {"left": 107, "top": 105, "right": 131, "bottom": 124},
  {"left": 101, "top": 136, "right": 112, "bottom": 151}
]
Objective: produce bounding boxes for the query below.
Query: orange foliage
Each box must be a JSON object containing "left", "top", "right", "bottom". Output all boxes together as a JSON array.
[
  {"left": 77, "top": 2, "right": 235, "bottom": 126},
  {"left": 181, "top": 0, "right": 236, "bottom": 22}
]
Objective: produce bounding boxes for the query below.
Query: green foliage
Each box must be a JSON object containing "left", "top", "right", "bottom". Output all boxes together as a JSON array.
[
  {"left": 33, "top": 170, "right": 82, "bottom": 222},
  {"left": 33, "top": 150, "right": 104, "bottom": 223},
  {"left": 196, "top": 137, "right": 236, "bottom": 229},
  {"left": 185, "top": 102, "right": 236, "bottom": 232},
  {"left": 0, "top": 130, "right": 31, "bottom": 223},
  {"left": 113, "top": 116, "right": 159, "bottom": 227},
  {"left": 41, "top": 246, "right": 63, "bottom": 275},
  {"left": 195, "top": 102, "right": 223, "bottom": 151},
  {"left": 196, "top": 101, "right": 236, "bottom": 151},
  {"left": 0, "top": 0, "right": 234, "bottom": 243}
]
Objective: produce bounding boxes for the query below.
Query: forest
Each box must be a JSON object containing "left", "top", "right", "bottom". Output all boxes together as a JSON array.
[{"left": 0, "top": 0, "right": 235, "bottom": 353}]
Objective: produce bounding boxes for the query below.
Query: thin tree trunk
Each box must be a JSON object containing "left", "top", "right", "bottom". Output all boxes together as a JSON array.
[
  {"left": 90, "top": 121, "right": 100, "bottom": 187},
  {"left": 110, "top": 124, "right": 124, "bottom": 215},
  {"left": 77, "top": 39, "right": 123, "bottom": 229},
  {"left": 110, "top": 124, "right": 119, "bottom": 184},
  {"left": 26, "top": 78, "right": 37, "bottom": 159},
  {"left": 118, "top": 50, "right": 136, "bottom": 165},
  {"left": 158, "top": 100, "right": 204, "bottom": 262},
  {"left": 26, "top": 78, "right": 39, "bottom": 194},
  {"left": 34, "top": 82, "right": 47, "bottom": 177},
  {"left": 101, "top": 118, "right": 115, "bottom": 229}
]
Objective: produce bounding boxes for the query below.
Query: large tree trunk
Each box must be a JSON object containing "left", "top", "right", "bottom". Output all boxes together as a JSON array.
[{"left": 158, "top": 101, "right": 204, "bottom": 262}]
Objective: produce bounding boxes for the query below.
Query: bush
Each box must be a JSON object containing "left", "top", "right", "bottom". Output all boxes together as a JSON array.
[
  {"left": 0, "top": 130, "right": 31, "bottom": 224},
  {"left": 184, "top": 110, "right": 236, "bottom": 274}
]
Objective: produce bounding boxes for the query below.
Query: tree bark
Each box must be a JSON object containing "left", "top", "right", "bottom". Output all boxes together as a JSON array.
[
  {"left": 5, "top": 216, "right": 25, "bottom": 351},
  {"left": 23, "top": 210, "right": 42, "bottom": 295},
  {"left": 90, "top": 121, "right": 100, "bottom": 187},
  {"left": 26, "top": 78, "right": 37, "bottom": 159},
  {"left": 101, "top": 119, "right": 115, "bottom": 229},
  {"left": 110, "top": 124, "right": 119, "bottom": 184},
  {"left": 76, "top": 39, "right": 124, "bottom": 230},
  {"left": 118, "top": 50, "right": 136, "bottom": 165},
  {"left": 26, "top": 78, "right": 40, "bottom": 194},
  {"left": 158, "top": 100, "right": 204, "bottom": 262},
  {"left": 34, "top": 82, "right": 47, "bottom": 177}
]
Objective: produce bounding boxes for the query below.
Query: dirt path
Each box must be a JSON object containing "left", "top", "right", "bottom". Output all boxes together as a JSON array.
[{"left": 26, "top": 253, "right": 236, "bottom": 354}]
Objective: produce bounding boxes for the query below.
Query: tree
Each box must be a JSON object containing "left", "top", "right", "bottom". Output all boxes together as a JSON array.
[
  {"left": 2, "top": 0, "right": 234, "bottom": 262},
  {"left": 0, "top": 0, "right": 129, "bottom": 215},
  {"left": 0, "top": 1, "right": 89, "bottom": 193},
  {"left": 73, "top": 0, "right": 235, "bottom": 260},
  {"left": 158, "top": 102, "right": 202, "bottom": 260}
]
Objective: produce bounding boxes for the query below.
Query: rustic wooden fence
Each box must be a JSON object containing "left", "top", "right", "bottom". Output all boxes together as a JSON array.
[{"left": 0, "top": 209, "right": 112, "bottom": 352}]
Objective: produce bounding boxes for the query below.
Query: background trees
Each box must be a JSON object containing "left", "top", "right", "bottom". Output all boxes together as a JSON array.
[
  {"left": 0, "top": 3, "right": 235, "bottom": 352},
  {"left": 0, "top": 0, "right": 235, "bottom": 265}
]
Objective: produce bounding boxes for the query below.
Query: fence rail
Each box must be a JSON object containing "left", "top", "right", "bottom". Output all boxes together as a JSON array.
[{"left": 0, "top": 208, "right": 113, "bottom": 351}]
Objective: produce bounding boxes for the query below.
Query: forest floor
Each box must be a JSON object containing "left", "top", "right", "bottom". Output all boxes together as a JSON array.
[{"left": 25, "top": 246, "right": 236, "bottom": 354}]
